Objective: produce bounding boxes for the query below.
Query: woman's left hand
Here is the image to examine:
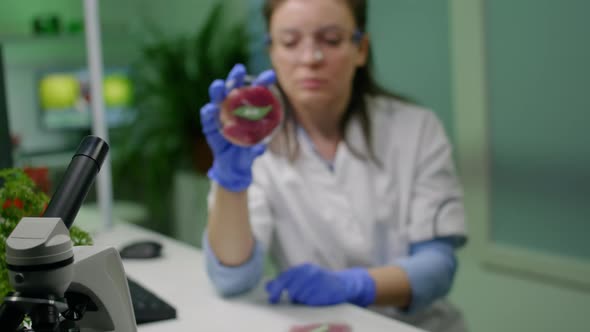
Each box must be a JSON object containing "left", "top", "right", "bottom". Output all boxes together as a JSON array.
[{"left": 265, "top": 263, "right": 376, "bottom": 307}]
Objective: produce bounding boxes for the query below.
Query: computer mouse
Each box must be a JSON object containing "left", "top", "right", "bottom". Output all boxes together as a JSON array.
[{"left": 119, "top": 240, "right": 162, "bottom": 259}]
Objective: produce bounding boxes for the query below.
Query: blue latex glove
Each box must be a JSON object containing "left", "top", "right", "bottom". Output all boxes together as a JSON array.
[
  {"left": 200, "top": 64, "right": 276, "bottom": 192},
  {"left": 265, "top": 263, "right": 376, "bottom": 307}
]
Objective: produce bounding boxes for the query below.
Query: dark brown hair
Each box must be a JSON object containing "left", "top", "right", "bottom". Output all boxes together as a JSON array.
[{"left": 264, "top": 0, "right": 407, "bottom": 163}]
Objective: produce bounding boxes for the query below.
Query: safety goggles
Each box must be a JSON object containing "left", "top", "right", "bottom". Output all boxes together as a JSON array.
[{"left": 265, "top": 26, "right": 364, "bottom": 63}]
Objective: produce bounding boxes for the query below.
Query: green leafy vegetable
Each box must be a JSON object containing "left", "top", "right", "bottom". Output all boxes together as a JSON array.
[{"left": 233, "top": 105, "right": 272, "bottom": 120}]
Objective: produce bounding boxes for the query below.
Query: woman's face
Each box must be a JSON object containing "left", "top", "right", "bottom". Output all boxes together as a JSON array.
[{"left": 268, "top": 0, "right": 368, "bottom": 111}]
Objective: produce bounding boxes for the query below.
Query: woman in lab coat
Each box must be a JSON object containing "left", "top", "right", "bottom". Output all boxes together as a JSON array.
[{"left": 199, "top": 0, "right": 468, "bottom": 331}]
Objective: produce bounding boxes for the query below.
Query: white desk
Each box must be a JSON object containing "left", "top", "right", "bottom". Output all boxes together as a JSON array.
[{"left": 79, "top": 210, "right": 423, "bottom": 331}]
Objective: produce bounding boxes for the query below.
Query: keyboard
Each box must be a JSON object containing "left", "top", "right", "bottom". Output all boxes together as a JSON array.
[{"left": 127, "top": 277, "right": 177, "bottom": 325}]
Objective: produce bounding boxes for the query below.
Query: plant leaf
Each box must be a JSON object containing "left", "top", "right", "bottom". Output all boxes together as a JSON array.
[{"left": 233, "top": 105, "right": 272, "bottom": 121}]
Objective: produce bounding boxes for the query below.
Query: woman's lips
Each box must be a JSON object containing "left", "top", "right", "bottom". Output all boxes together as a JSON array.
[{"left": 298, "top": 78, "right": 327, "bottom": 89}]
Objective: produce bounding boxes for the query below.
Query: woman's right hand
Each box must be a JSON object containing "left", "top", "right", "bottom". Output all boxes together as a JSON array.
[{"left": 200, "top": 63, "right": 276, "bottom": 192}]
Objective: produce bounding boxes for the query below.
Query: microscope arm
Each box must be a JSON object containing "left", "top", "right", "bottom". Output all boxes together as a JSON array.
[{"left": 66, "top": 246, "right": 136, "bottom": 332}]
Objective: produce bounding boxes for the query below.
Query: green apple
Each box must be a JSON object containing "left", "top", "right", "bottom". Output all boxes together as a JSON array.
[
  {"left": 39, "top": 74, "right": 80, "bottom": 109},
  {"left": 103, "top": 74, "right": 133, "bottom": 107}
]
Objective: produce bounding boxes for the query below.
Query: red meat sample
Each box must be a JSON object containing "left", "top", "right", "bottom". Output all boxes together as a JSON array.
[{"left": 220, "top": 85, "right": 282, "bottom": 146}]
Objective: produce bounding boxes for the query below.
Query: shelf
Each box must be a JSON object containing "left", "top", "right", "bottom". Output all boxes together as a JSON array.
[{"left": 0, "top": 33, "right": 138, "bottom": 46}]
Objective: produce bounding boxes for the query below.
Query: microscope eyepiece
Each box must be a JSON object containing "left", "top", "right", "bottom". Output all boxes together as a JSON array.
[{"left": 43, "top": 136, "right": 109, "bottom": 229}]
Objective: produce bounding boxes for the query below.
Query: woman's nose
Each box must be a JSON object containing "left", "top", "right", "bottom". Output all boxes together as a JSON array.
[
  {"left": 299, "top": 46, "right": 324, "bottom": 65},
  {"left": 296, "top": 38, "right": 325, "bottom": 65}
]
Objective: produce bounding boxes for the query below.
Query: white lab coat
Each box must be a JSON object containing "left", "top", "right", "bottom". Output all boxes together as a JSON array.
[{"left": 210, "top": 95, "right": 468, "bottom": 332}]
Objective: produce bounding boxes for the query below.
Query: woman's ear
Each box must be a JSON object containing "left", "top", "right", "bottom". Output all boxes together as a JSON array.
[{"left": 356, "top": 33, "right": 370, "bottom": 67}]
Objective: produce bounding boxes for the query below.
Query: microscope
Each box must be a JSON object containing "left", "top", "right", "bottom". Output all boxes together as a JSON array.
[{"left": 0, "top": 136, "right": 137, "bottom": 331}]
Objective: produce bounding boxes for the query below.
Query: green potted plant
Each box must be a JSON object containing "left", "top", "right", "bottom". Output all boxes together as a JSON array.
[
  {"left": 0, "top": 168, "right": 92, "bottom": 301},
  {"left": 111, "top": 1, "right": 250, "bottom": 235}
]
